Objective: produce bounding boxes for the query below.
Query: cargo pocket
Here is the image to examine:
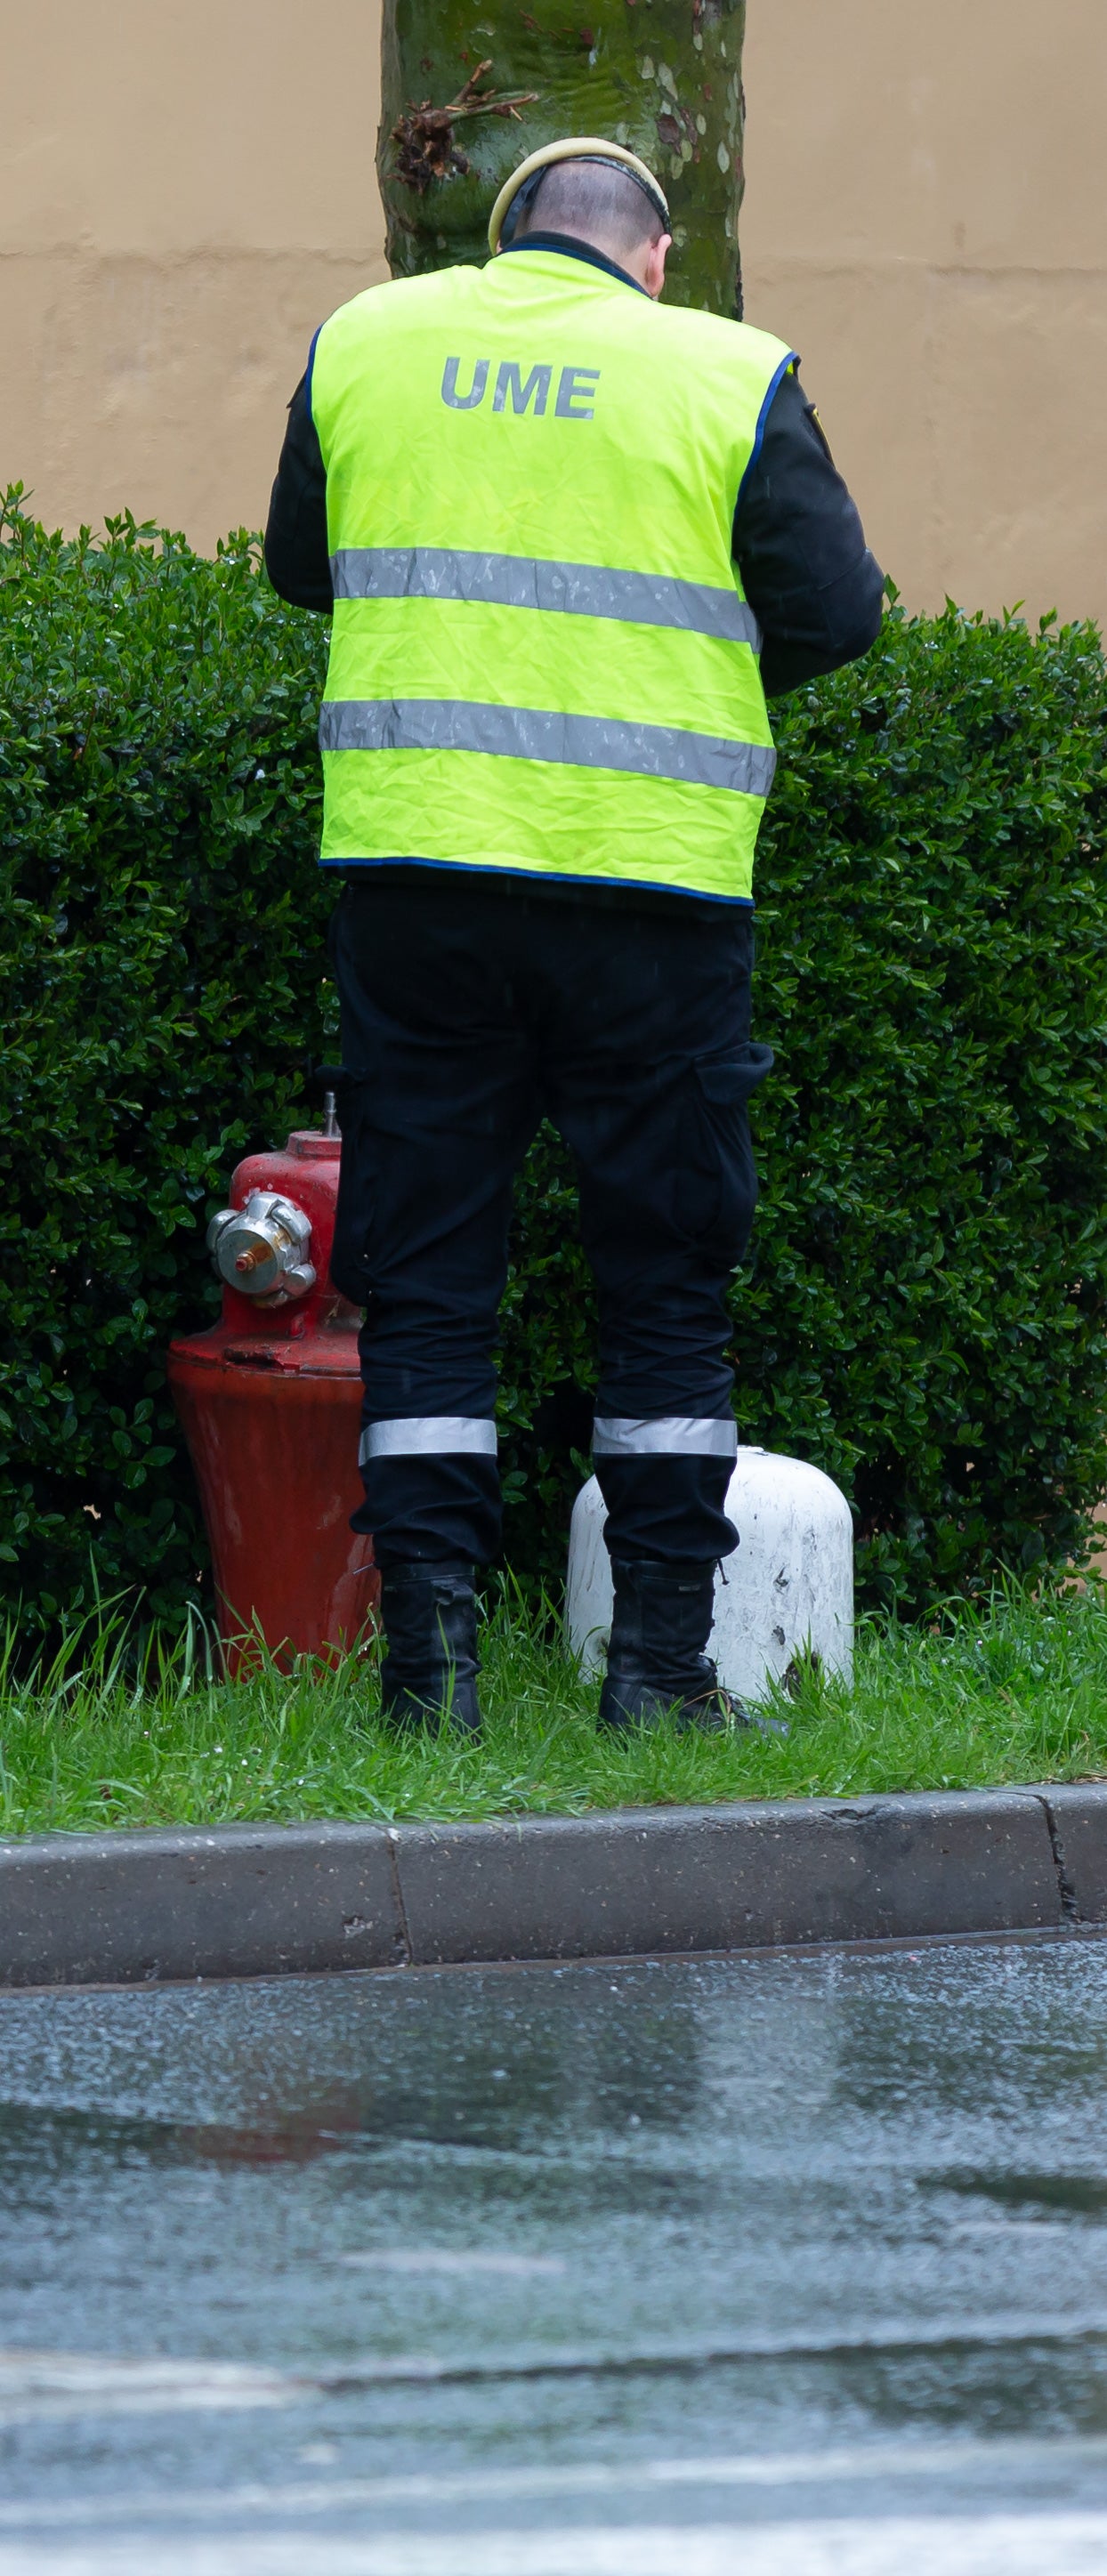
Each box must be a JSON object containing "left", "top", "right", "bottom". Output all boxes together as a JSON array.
[{"left": 675, "top": 1042, "right": 773, "bottom": 1252}]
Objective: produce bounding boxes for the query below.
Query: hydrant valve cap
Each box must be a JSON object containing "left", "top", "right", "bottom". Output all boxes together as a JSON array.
[{"left": 206, "top": 1190, "right": 314, "bottom": 1301}]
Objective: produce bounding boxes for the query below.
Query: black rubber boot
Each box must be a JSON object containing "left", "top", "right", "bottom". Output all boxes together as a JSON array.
[
  {"left": 598, "top": 1557, "right": 785, "bottom": 1735},
  {"left": 378, "top": 1563, "right": 481, "bottom": 1737}
]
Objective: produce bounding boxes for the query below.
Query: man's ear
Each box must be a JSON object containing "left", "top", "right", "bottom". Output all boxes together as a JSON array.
[{"left": 646, "top": 233, "right": 672, "bottom": 300}]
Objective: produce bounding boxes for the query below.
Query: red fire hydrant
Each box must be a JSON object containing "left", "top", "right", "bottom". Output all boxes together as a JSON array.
[{"left": 167, "top": 1099, "right": 377, "bottom": 1673}]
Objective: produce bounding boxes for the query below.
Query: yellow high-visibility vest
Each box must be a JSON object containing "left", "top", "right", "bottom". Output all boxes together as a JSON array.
[{"left": 310, "top": 249, "right": 793, "bottom": 901}]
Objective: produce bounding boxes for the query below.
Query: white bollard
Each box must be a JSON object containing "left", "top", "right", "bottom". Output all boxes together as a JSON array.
[{"left": 566, "top": 1447, "right": 853, "bottom": 1703}]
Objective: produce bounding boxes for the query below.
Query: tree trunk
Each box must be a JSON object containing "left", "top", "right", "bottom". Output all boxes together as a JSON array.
[{"left": 377, "top": 0, "right": 747, "bottom": 318}]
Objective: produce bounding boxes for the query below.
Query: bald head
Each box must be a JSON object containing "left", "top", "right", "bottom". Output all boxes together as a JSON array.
[{"left": 518, "top": 157, "right": 671, "bottom": 295}]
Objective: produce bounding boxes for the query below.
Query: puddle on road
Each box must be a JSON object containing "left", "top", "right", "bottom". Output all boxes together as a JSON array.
[{"left": 2, "top": 1940, "right": 1107, "bottom": 2564}]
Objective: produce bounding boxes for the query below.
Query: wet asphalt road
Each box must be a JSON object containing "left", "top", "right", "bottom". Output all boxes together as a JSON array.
[{"left": 2, "top": 1934, "right": 1107, "bottom": 2572}]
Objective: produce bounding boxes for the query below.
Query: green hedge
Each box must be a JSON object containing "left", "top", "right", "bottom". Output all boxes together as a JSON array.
[
  {"left": 0, "top": 498, "right": 333, "bottom": 1631},
  {"left": 3, "top": 491, "right": 1106, "bottom": 1630}
]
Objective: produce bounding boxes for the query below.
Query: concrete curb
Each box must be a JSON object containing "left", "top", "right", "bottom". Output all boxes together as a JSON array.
[{"left": 1, "top": 1785, "right": 1104, "bottom": 1988}]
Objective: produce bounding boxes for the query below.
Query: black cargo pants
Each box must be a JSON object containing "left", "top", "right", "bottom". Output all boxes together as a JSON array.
[{"left": 327, "top": 868, "right": 772, "bottom": 1571}]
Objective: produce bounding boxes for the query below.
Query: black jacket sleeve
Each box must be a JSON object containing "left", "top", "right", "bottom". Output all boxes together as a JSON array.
[
  {"left": 733, "top": 367, "right": 885, "bottom": 698},
  {"left": 263, "top": 372, "right": 333, "bottom": 612}
]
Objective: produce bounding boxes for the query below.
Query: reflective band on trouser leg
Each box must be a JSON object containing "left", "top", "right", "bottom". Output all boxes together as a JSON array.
[
  {"left": 592, "top": 1417, "right": 739, "bottom": 1458},
  {"left": 329, "top": 548, "right": 762, "bottom": 650},
  {"left": 319, "top": 699, "right": 775, "bottom": 802},
  {"left": 359, "top": 1417, "right": 498, "bottom": 1465}
]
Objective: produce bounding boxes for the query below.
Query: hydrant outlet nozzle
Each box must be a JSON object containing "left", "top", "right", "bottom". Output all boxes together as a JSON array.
[{"left": 206, "top": 1189, "right": 316, "bottom": 1304}]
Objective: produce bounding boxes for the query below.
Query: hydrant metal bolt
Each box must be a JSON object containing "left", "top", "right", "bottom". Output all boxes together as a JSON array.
[{"left": 235, "top": 1245, "right": 271, "bottom": 1276}]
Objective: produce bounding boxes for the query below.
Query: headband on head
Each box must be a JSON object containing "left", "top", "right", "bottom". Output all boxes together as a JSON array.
[{"left": 488, "top": 136, "right": 671, "bottom": 255}]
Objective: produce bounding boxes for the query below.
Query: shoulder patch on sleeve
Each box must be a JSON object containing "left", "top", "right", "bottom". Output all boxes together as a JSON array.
[{"left": 806, "top": 401, "right": 835, "bottom": 464}]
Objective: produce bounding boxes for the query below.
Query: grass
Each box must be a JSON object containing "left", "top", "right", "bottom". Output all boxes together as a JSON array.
[{"left": 2, "top": 1577, "right": 1107, "bottom": 1838}]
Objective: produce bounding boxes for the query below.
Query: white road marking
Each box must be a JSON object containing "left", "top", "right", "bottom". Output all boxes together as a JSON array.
[
  {"left": 4, "top": 2303, "right": 1107, "bottom": 2420},
  {"left": 0, "top": 2353, "right": 297, "bottom": 2421},
  {"left": 2, "top": 2511, "right": 1107, "bottom": 2576},
  {"left": 3, "top": 2435, "right": 1107, "bottom": 2531},
  {"left": 343, "top": 2250, "right": 566, "bottom": 2276}
]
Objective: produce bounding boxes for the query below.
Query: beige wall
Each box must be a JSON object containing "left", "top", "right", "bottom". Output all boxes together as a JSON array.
[
  {"left": 739, "top": 1, "right": 1107, "bottom": 623},
  {"left": 2, "top": 1, "right": 1105, "bottom": 622},
  {"left": 0, "top": 1, "right": 388, "bottom": 543}
]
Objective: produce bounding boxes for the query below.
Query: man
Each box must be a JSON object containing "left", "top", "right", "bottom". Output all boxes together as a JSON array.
[{"left": 264, "top": 137, "right": 883, "bottom": 1736}]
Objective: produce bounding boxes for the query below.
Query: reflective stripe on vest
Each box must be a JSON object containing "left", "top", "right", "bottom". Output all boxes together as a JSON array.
[
  {"left": 330, "top": 546, "right": 763, "bottom": 648},
  {"left": 311, "top": 252, "right": 791, "bottom": 902},
  {"left": 319, "top": 700, "right": 776, "bottom": 799}
]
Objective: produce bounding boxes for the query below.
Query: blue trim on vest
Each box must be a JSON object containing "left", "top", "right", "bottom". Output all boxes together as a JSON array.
[
  {"left": 317, "top": 852, "right": 755, "bottom": 906},
  {"left": 733, "top": 349, "right": 798, "bottom": 518},
  {"left": 303, "top": 326, "right": 322, "bottom": 426}
]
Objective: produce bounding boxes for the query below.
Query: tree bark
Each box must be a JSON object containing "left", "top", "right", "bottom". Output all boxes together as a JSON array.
[{"left": 377, "top": 0, "right": 747, "bottom": 317}]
